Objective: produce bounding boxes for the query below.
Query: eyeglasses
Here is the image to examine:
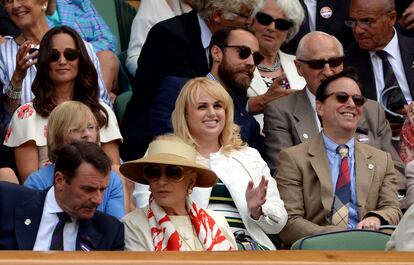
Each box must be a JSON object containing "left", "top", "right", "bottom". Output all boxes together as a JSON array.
[
  {"left": 143, "top": 164, "right": 185, "bottom": 183},
  {"left": 324, "top": 91, "right": 367, "bottom": 106},
  {"left": 297, "top": 57, "right": 344, "bottom": 69},
  {"left": 69, "top": 125, "right": 97, "bottom": 135},
  {"left": 255, "top": 12, "right": 293, "bottom": 31},
  {"left": 220, "top": 45, "right": 264, "bottom": 66},
  {"left": 231, "top": 11, "right": 252, "bottom": 25},
  {"left": 49, "top": 48, "right": 80, "bottom": 62},
  {"left": 344, "top": 12, "right": 392, "bottom": 29}
]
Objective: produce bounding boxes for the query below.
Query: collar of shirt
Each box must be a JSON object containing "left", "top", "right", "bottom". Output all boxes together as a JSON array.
[
  {"left": 197, "top": 13, "right": 212, "bottom": 63},
  {"left": 305, "top": 86, "right": 322, "bottom": 131},
  {"left": 207, "top": 72, "right": 217, "bottom": 81},
  {"left": 322, "top": 133, "right": 355, "bottom": 160},
  {"left": 45, "top": 186, "right": 66, "bottom": 215},
  {"left": 369, "top": 28, "right": 399, "bottom": 60}
]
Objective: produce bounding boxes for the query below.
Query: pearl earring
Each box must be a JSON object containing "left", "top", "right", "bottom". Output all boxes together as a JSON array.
[
  {"left": 187, "top": 187, "right": 193, "bottom": 195},
  {"left": 42, "top": 5, "right": 47, "bottom": 11}
]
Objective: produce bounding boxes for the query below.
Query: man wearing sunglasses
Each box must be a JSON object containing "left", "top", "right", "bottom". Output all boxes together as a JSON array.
[
  {"left": 263, "top": 31, "right": 406, "bottom": 193},
  {"left": 344, "top": 0, "right": 414, "bottom": 137},
  {"left": 150, "top": 27, "right": 263, "bottom": 153},
  {"left": 121, "top": 0, "right": 259, "bottom": 161},
  {"left": 276, "top": 69, "right": 402, "bottom": 246}
]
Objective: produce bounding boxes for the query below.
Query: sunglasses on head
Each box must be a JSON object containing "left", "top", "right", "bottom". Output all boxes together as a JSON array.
[
  {"left": 324, "top": 91, "right": 367, "bottom": 106},
  {"left": 220, "top": 45, "right": 264, "bottom": 66},
  {"left": 255, "top": 12, "right": 293, "bottom": 31},
  {"left": 49, "top": 48, "right": 80, "bottom": 62},
  {"left": 143, "top": 164, "right": 185, "bottom": 183},
  {"left": 297, "top": 57, "right": 344, "bottom": 70}
]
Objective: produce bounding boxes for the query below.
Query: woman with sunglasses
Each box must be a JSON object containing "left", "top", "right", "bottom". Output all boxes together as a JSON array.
[
  {"left": 4, "top": 26, "right": 122, "bottom": 183},
  {"left": 121, "top": 135, "right": 236, "bottom": 251},
  {"left": 249, "top": 0, "right": 305, "bottom": 127},
  {"left": 0, "top": 0, "right": 110, "bottom": 124},
  {"left": 24, "top": 101, "right": 124, "bottom": 219}
]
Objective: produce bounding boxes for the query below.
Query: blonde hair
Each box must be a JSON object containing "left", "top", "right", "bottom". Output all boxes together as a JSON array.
[
  {"left": 172, "top": 77, "right": 246, "bottom": 154},
  {"left": 47, "top": 101, "right": 99, "bottom": 162}
]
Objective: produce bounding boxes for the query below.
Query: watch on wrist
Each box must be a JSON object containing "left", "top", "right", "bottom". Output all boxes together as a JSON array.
[{"left": 5, "top": 82, "right": 22, "bottom": 100}]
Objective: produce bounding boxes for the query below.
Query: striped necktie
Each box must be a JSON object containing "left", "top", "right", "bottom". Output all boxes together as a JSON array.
[
  {"left": 331, "top": 145, "right": 350, "bottom": 228},
  {"left": 49, "top": 212, "right": 71, "bottom": 250},
  {"left": 376, "top": 50, "right": 407, "bottom": 123}
]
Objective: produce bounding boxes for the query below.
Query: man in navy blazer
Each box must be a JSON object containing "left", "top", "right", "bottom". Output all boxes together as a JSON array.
[
  {"left": 344, "top": 0, "right": 414, "bottom": 131},
  {"left": 0, "top": 142, "right": 124, "bottom": 250},
  {"left": 120, "top": 0, "right": 259, "bottom": 161}
]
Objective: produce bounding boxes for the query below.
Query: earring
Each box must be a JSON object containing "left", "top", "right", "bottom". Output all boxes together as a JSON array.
[
  {"left": 42, "top": 5, "right": 47, "bottom": 11},
  {"left": 148, "top": 186, "right": 151, "bottom": 192},
  {"left": 187, "top": 187, "right": 193, "bottom": 195}
]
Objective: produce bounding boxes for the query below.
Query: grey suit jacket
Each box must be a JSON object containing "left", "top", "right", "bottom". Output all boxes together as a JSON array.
[
  {"left": 263, "top": 89, "right": 406, "bottom": 188},
  {"left": 276, "top": 133, "right": 402, "bottom": 245}
]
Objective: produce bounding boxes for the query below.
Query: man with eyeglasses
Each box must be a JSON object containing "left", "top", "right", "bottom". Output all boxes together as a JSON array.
[
  {"left": 344, "top": 0, "right": 414, "bottom": 138},
  {"left": 120, "top": 0, "right": 259, "bottom": 161},
  {"left": 149, "top": 27, "right": 263, "bottom": 153},
  {"left": 263, "top": 31, "right": 405, "bottom": 193},
  {"left": 276, "top": 69, "right": 402, "bottom": 247}
]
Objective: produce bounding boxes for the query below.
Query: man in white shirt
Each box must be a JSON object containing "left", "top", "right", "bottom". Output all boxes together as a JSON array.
[
  {"left": 344, "top": 0, "right": 414, "bottom": 134},
  {"left": 0, "top": 141, "right": 124, "bottom": 250}
]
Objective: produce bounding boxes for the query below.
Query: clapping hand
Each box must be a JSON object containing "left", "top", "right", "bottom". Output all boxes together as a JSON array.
[{"left": 245, "top": 176, "right": 268, "bottom": 220}]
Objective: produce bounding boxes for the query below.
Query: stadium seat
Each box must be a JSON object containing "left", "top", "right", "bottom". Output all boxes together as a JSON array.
[{"left": 291, "top": 230, "right": 391, "bottom": 251}]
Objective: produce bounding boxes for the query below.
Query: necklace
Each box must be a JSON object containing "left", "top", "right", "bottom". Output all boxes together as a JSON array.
[{"left": 257, "top": 55, "right": 281, "bottom": 72}]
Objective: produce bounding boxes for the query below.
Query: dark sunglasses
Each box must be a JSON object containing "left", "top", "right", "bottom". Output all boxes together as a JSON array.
[
  {"left": 324, "top": 91, "right": 367, "bottom": 106},
  {"left": 255, "top": 12, "right": 293, "bottom": 31},
  {"left": 297, "top": 57, "right": 344, "bottom": 70},
  {"left": 220, "top": 45, "right": 264, "bottom": 66},
  {"left": 49, "top": 48, "right": 81, "bottom": 62},
  {"left": 143, "top": 164, "right": 185, "bottom": 182}
]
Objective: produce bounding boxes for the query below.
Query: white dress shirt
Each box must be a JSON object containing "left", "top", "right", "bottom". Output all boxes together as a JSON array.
[
  {"left": 305, "top": 86, "right": 322, "bottom": 131},
  {"left": 369, "top": 29, "right": 412, "bottom": 104},
  {"left": 197, "top": 13, "right": 212, "bottom": 65},
  {"left": 33, "top": 187, "right": 79, "bottom": 251},
  {"left": 304, "top": 0, "right": 317, "bottom": 31}
]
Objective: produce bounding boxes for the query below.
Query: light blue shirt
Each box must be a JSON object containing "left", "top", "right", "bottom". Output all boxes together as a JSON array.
[
  {"left": 322, "top": 133, "right": 359, "bottom": 228},
  {"left": 24, "top": 164, "right": 125, "bottom": 220}
]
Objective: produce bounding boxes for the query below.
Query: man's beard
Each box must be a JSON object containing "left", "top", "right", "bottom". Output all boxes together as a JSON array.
[{"left": 218, "top": 58, "right": 254, "bottom": 95}]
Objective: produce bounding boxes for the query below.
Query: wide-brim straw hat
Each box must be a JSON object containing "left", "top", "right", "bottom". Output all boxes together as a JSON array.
[{"left": 120, "top": 138, "right": 218, "bottom": 187}]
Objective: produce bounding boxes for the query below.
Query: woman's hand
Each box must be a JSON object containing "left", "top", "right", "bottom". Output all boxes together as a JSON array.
[
  {"left": 12, "top": 40, "right": 38, "bottom": 85},
  {"left": 245, "top": 176, "right": 268, "bottom": 220}
]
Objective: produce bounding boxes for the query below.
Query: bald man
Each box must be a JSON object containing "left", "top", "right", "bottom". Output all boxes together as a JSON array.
[{"left": 263, "top": 31, "right": 405, "bottom": 191}]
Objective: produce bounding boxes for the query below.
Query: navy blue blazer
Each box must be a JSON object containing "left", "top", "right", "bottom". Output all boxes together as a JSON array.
[
  {"left": 344, "top": 33, "right": 414, "bottom": 101},
  {"left": 121, "top": 10, "right": 209, "bottom": 161},
  {"left": 0, "top": 182, "right": 124, "bottom": 250},
  {"left": 281, "top": 0, "right": 353, "bottom": 55},
  {"left": 151, "top": 76, "right": 263, "bottom": 152}
]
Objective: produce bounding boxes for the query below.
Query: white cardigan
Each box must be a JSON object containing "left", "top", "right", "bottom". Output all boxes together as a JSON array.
[
  {"left": 133, "top": 147, "right": 288, "bottom": 250},
  {"left": 248, "top": 50, "right": 306, "bottom": 130}
]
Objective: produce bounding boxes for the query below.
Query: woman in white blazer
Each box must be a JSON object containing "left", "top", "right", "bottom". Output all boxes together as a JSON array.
[{"left": 172, "top": 78, "right": 287, "bottom": 250}]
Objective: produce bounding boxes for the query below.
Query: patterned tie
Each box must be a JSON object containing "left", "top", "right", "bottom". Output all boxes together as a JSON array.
[
  {"left": 49, "top": 212, "right": 71, "bottom": 250},
  {"left": 376, "top": 50, "right": 407, "bottom": 123},
  {"left": 331, "top": 145, "right": 350, "bottom": 228}
]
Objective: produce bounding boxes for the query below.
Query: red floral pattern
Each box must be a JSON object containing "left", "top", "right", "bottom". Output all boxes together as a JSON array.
[
  {"left": 4, "top": 127, "right": 11, "bottom": 143},
  {"left": 17, "top": 104, "right": 34, "bottom": 119}
]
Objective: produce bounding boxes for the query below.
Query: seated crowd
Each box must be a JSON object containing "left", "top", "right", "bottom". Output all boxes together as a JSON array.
[{"left": 2, "top": 0, "right": 414, "bottom": 253}]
